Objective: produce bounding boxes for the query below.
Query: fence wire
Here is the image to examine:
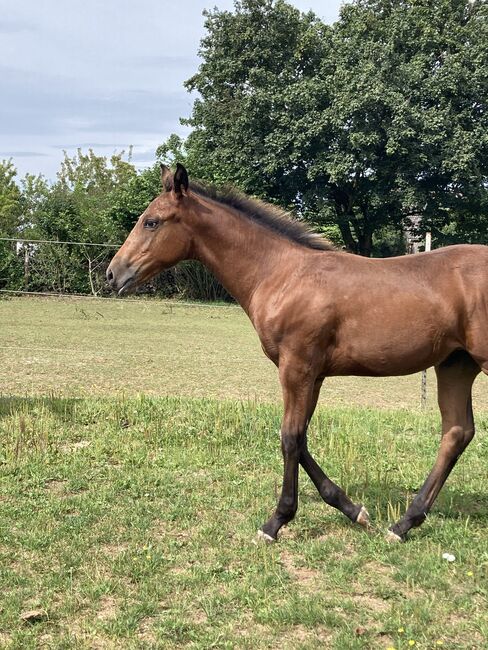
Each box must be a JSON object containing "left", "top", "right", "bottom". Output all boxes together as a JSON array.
[
  {"left": 0, "top": 288, "right": 237, "bottom": 308},
  {"left": 0, "top": 237, "right": 121, "bottom": 248},
  {"left": 0, "top": 237, "right": 230, "bottom": 302},
  {"left": 0, "top": 237, "right": 127, "bottom": 298}
]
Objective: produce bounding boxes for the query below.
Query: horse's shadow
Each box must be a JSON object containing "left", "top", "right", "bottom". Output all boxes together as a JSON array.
[
  {"left": 0, "top": 395, "right": 81, "bottom": 421},
  {"left": 301, "top": 480, "right": 488, "bottom": 531}
]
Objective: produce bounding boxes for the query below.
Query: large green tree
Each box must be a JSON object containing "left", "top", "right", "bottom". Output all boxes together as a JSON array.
[
  {"left": 55, "top": 148, "right": 136, "bottom": 243},
  {"left": 170, "top": 0, "right": 487, "bottom": 255}
]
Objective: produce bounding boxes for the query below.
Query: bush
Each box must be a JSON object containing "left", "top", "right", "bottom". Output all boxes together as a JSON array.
[{"left": 174, "top": 261, "right": 231, "bottom": 302}]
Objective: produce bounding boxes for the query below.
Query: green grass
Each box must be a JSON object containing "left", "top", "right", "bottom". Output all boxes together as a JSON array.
[
  {"left": 1, "top": 297, "right": 488, "bottom": 648},
  {"left": 0, "top": 396, "right": 487, "bottom": 649}
]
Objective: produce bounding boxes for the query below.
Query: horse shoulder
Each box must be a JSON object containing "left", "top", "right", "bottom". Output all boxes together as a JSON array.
[{"left": 249, "top": 270, "right": 338, "bottom": 368}]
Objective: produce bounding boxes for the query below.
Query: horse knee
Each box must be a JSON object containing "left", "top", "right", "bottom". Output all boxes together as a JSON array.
[
  {"left": 280, "top": 430, "right": 305, "bottom": 456},
  {"left": 277, "top": 494, "right": 298, "bottom": 519}
]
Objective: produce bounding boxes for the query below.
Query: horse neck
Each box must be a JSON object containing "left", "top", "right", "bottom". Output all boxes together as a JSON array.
[{"left": 187, "top": 194, "right": 297, "bottom": 314}]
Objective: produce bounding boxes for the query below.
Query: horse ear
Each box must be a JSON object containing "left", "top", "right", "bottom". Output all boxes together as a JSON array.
[
  {"left": 174, "top": 163, "right": 189, "bottom": 197},
  {"left": 161, "top": 164, "right": 173, "bottom": 192}
]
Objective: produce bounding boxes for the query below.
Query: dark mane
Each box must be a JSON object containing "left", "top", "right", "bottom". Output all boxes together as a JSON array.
[{"left": 189, "top": 181, "right": 335, "bottom": 252}]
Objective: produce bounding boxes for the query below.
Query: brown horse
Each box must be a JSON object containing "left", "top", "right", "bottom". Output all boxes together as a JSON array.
[{"left": 107, "top": 163, "right": 487, "bottom": 542}]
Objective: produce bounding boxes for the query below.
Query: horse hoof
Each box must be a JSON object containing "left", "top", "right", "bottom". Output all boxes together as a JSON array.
[
  {"left": 356, "top": 506, "right": 370, "bottom": 529},
  {"left": 385, "top": 529, "right": 404, "bottom": 543},
  {"left": 256, "top": 529, "right": 276, "bottom": 544}
]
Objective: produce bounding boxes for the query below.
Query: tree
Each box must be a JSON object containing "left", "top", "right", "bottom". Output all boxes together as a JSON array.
[
  {"left": 168, "top": 0, "right": 487, "bottom": 255},
  {"left": 0, "top": 159, "right": 22, "bottom": 236},
  {"left": 109, "top": 164, "right": 161, "bottom": 233},
  {"left": 56, "top": 148, "right": 136, "bottom": 243},
  {"left": 26, "top": 150, "right": 138, "bottom": 294},
  {"left": 332, "top": 0, "right": 488, "bottom": 247},
  {"left": 182, "top": 0, "right": 329, "bottom": 202},
  {"left": 0, "top": 159, "right": 24, "bottom": 288}
]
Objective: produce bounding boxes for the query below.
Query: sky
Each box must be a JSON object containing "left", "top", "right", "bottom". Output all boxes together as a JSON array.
[{"left": 0, "top": 0, "right": 343, "bottom": 180}]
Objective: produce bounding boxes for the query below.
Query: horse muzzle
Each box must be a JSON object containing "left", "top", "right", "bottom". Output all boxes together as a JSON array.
[{"left": 106, "top": 259, "right": 137, "bottom": 296}]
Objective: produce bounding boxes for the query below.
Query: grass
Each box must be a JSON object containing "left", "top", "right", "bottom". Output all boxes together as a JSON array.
[
  {"left": 0, "top": 296, "right": 487, "bottom": 648},
  {"left": 0, "top": 396, "right": 487, "bottom": 649}
]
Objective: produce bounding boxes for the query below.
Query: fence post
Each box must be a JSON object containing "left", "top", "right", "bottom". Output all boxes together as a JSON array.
[{"left": 24, "top": 245, "right": 30, "bottom": 290}]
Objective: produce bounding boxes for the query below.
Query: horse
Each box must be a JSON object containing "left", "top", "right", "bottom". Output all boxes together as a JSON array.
[{"left": 107, "top": 163, "right": 488, "bottom": 542}]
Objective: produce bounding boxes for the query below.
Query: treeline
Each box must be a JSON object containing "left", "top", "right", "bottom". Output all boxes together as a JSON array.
[
  {"left": 0, "top": 151, "right": 159, "bottom": 296},
  {"left": 0, "top": 152, "right": 229, "bottom": 300},
  {"left": 1, "top": 0, "right": 487, "bottom": 299}
]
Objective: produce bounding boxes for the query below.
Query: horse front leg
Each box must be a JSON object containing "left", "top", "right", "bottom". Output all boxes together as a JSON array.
[
  {"left": 258, "top": 363, "right": 313, "bottom": 542},
  {"left": 300, "top": 378, "right": 368, "bottom": 527},
  {"left": 300, "top": 448, "right": 368, "bottom": 526}
]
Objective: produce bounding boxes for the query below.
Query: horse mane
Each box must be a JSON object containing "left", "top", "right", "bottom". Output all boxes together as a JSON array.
[{"left": 189, "top": 181, "right": 335, "bottom": 252}]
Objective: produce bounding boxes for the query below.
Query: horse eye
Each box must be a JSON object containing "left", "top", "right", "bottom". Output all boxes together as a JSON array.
[{"left": 144, "top": 219, "right": 159, "bottom": 229}]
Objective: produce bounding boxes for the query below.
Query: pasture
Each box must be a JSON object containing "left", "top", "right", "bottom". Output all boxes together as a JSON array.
[{"left": 1, "top": 297, "right": 487, "bottom": 649}]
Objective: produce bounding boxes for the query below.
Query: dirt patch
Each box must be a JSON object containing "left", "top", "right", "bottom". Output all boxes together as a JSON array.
[
  {"left": 236, "top": 618, "right": 273, "bottom": 640},
  {"left": 20, "top": 608, "right": 49, "bottom": 624},
  {"left": 350, "top": 592, "right": 391, "bottom": 614},
  {"left": 279, "top": 526, "right": 298, "bottom": 542},
  {"left": 349, "top": 560, "right": 399, "bottom": 612},
  {"left": 168, "top": 564, "right": 190, "bottom": 576},
  {"left": 61, "top": 439, "right": 91, "bottom": 453},
  {"left": 137, "top": 617, "right": 156, "bottom": 644},
  {"left": 282, "top": 624, "right": 332, "bottom": 648},
  {"left": 189, "top": 608, "right": 208, "bottom": 624},
  {"left": 280, "top": 550, "right": 320, "bottom": 589},
  {"left": 442, "top": 612, "right": 487, "bottom": 647},
  {"left": 100, "top": 542, "right": 129, "bottom": 559},
  {"left": 96, "top": 596, "right": 118, "bottom": 621},
  {"left": 377, "top": 633, "right": 396, "bottom": 648},
  {"left": 44, "top": 479, "right": 67, "bottom": 495}
]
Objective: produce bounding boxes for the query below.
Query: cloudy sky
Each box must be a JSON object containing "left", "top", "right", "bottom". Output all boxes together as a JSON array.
[{"left": 1, "top": 0, "right": 343, "bottom": 180}]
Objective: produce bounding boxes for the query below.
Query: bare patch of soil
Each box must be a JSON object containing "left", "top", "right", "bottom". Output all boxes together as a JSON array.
[{"left": 96, "top": 596, "right": 118, "bottom": 621}]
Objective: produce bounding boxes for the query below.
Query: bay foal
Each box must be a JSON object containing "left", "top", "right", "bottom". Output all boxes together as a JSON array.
[{"left": 107, "top": 164, "right": 487, "bottom": 542}]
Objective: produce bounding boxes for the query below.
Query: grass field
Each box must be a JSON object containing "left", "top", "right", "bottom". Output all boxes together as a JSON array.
[{"left": 1, "top": 297, "right": 488, "bottom": 649}]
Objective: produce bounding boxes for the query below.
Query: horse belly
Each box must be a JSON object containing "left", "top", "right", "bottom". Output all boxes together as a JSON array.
[{"left": 327, "top": 318, "right": 457, "bottom": 377}]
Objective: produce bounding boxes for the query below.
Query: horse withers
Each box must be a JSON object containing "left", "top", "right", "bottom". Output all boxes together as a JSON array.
[{"left": 107, "top": 163, "right": 488, "bottom": 542}]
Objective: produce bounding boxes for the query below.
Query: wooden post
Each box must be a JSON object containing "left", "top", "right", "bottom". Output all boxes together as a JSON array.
[
  {"left": 24, "top": 245, "right": 30, "bottom": 290},
  {"left": 420, "top": 232, "right": 432, "bottom": 409}
]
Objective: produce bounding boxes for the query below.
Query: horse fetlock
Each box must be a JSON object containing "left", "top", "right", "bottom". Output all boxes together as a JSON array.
[
  {"left": 256, "top": 529, "right": 276, "bottom": 544},
  {"left": 385, "top": 528, "right": 405, "bottom": 543},
  {"left": 356, "top": 505, "right": 371, "bottom": 529},
  {"left": 409, "top": 510, "right": 428, "bottom": 528}
]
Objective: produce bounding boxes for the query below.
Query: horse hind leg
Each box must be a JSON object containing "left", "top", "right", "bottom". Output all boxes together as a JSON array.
[{"left": 388, "top": 350, "right": 480, "bottom": 542}]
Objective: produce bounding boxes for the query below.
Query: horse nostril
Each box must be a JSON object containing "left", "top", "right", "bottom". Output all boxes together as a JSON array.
[{"left": 106, "top": 268, "right": 114, "bottom": 285}]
